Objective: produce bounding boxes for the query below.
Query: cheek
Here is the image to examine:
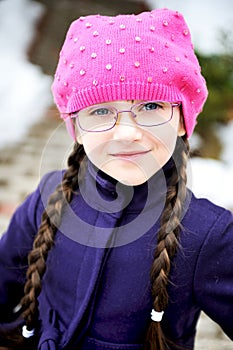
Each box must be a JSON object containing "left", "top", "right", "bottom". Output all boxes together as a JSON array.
[
  {"left": 149, "top": 121, "right": 179, "bottom": 152},
  {"left": 79, "top": 133, "right": 102, "bottom": 153},
  {"left": 79, "top": 133, "right": 110, "bottom": 166}
]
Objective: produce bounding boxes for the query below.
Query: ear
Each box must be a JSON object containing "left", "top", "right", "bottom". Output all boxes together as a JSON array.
[
  {"left": 178, "top": 116, "right": 186, "bottom": 137},
  {"left": 65, "top": 118, "right": 83, "bottom": 144},
  {"left": 76, "top": 132, "right": 83, "bottom": 144},
  {"left": 75, "top": 122, "right": 83, "bottom": 144},
  {"left": 65, "top": 118, "right": 76, "bottom": 141}
]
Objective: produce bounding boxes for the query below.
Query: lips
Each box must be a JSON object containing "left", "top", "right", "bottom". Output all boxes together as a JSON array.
[{"left": 110, "top": 150, "right": 150, "bottom": 158}]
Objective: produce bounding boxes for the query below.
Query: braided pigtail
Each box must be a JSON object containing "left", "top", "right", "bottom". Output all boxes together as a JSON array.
[
  {"left": 21, "top": 143, "right": 85, "bottom": 329},
  {"left": 145, "top": 136, "right": 190, "bottom": 350},
  {"left": 0, "top": 143, "right": 85, "bottom": 350}
]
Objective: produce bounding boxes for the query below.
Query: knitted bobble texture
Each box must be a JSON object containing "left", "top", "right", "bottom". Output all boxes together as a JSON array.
[{"left": 51, "top": 9, "right": 208, "bottom": 137}]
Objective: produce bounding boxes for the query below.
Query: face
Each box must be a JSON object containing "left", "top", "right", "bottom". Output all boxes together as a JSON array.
[{"left": 75, "top": 100, "right": 185, "bottom": 186}]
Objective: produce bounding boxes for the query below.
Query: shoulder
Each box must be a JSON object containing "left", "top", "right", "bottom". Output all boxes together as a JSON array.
[
  {"left": 31, "top": 170, "right": 65, "bottom": 226},
  {"left": 7, "top": 170, "right": 65, "bottom": 233},
  {"left": 38, "top": 170, "right": 65, "bottom": 203},
  {"left": 178, "top": 191, "right": 233, "bottom": 283},
  {"left": 179, "top": 190, "right": 233, "bottom": 256},
  {"left": 190, "top": 194, "right": 233, "bottom": 337},
  {"left": 183, "top": 190, "right": 233, "bottom": 233}
]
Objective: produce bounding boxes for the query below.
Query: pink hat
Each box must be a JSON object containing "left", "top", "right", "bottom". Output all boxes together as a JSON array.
[{"left": 51, "top": 8, "right": 208, "bottom": 138}]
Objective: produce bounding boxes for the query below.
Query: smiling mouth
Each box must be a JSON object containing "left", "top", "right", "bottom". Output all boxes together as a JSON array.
[{"left": 110, "top": 150, "right": 150, "bottom": 159}]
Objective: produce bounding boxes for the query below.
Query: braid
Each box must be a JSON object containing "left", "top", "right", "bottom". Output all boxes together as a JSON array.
[
  {"left": 0, "top": 143, "right": 85, "bottom": 349},
  {"left": 1, "top": 136, "right": 189, "bottom": 349},
  {"left": 145, "top": 136, "right": 190, "bottom": 350}
]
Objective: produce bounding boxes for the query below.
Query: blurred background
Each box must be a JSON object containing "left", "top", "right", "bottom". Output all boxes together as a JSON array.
[{"left": 0, "top": 0, "right": 232, "bottom": 348}]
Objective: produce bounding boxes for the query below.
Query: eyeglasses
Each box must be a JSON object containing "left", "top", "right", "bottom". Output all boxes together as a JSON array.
[{"left": 70, "top": 101, "right": 181, "bottom": 132}]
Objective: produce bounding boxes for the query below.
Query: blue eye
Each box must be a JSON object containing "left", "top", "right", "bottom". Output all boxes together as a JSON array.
[
  {"left": 89, "top": 107, "right": 114, "bottom": 117},
  {"left": 143, "top": 102, "right": 160, "bottom": 110},
  {"left": 94, "top": 108, "right": 109, "bottom": 115}
]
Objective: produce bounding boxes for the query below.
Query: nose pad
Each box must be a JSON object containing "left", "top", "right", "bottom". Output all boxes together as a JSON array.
[
  {"left": 113, "top": 111, "right": 142, "bottom": 140},
  {"left": 115, "top": 111, "right": 136, "bottom": 125}
]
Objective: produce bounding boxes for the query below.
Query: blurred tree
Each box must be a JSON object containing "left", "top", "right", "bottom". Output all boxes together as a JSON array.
[
  {"left": 29, "top": 0, "right": 149, "bottom": 75},
  {"left": 194, "top": 31, "right": 233, "bottom": 159}
]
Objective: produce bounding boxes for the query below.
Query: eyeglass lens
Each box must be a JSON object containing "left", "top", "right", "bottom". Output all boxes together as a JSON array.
[{"left": 75, "top": 101, "right": 175, "bottom": 132}]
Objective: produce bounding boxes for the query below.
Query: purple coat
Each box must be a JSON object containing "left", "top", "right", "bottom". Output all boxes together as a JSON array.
[{"left": 0, "top": 161, "right": 233, "bottom": 349}]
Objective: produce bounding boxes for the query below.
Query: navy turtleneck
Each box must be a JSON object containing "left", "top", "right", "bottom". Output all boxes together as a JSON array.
[{"left": 59, "top": 158, "right": 174, "bottom": 248}]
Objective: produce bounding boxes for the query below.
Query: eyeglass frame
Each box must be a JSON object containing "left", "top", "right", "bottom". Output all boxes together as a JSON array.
[{"left": 65, "top": 100, "right": 182, "bottom": 133}]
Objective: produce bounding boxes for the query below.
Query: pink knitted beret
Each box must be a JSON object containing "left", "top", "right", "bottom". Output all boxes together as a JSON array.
[{"left": 51, "top": 8, "right": 208, "bottom": 138}]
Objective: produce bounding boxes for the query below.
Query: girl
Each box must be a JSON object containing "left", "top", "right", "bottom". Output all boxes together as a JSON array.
[{"left": 0, "top": 8, "right": 233, "bottom": 350}]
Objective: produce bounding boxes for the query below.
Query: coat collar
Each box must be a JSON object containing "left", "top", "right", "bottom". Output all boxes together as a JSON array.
[{"left": 78, "top": 158, "right": 173, "bottom": 214}]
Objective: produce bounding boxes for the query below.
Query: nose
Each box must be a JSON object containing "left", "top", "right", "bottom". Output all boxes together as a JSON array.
[{"left": 113, "top": 111, "right": 142, "bottom": 141}]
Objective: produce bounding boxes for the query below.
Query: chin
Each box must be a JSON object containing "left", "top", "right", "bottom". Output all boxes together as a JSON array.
[
  {"left": 117, "top": 177, "right": 147, "bottom": 186},
  {"left": 100, "top": 158, "right": 162, "bottom": 186},
  {"left": 106, "top": 168, "right": 155, "bottom": 186}
]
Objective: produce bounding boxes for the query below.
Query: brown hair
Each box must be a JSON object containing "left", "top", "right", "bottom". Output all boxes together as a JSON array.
[
  {"left": 0, "top": 136, "right": 189, "bottom": 350},
  {"left": 145, "top": 136, "right": 189, "bottom": 349},
  {"left": 0, "top": 143, "right": 85, "bottom": 349}
]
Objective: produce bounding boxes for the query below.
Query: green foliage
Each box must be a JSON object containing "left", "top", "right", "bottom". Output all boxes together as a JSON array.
[
  {"left": 196, "top": 52, "right": 233, "bottom": 126},
  {"left": 193, "top": 33, "right": 233, "bottom": 158}
]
